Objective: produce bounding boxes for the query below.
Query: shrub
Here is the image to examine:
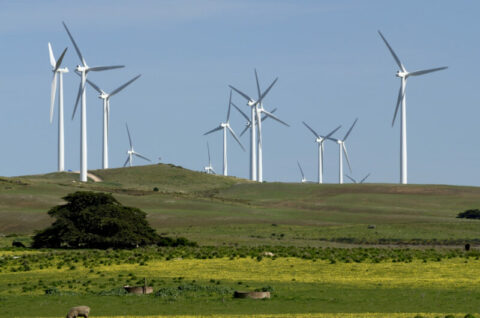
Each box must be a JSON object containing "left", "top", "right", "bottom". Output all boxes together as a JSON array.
[
  {"left": 32, "top": 191, "right": 160, "bottom": 249},
  {"left": 457, "top": 209, "right": 480, "bottom": 219}
]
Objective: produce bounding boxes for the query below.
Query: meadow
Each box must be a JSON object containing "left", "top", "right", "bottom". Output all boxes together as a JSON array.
[{"left": 1, "top": 164, "right": 480, "bottom": 317}]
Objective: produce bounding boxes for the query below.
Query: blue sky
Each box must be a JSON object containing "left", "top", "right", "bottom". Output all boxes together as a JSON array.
[{"left": 0, "top": 0, "right": 478, "bottom": 185}]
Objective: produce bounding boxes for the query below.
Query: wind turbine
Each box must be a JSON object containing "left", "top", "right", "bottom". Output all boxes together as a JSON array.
[
  {"left": 378, "top": 30, "right": 447, "bottom": 184},
  {"left": 346, "top": 173, "right": 371, "bottom": 184},
  {"left": 229, "top": 69, "right": 286, "bottom": 182},
  {"left": 63, "top": 22, "right": 124, "bottom": 182},
  {"left": 48, "top": 43, "right": 68, "bottom": 172},
  {"left": 231, "top": 103, "right": 277, "bottom": 138},
  {"left": 253, "top": 70, "right": 289, "bottom": 182},
  {"left": 302, "top": 122, "right": 341, "bottom": 184},
  {"left": 124, "top": 123, "right": 151, "bottom": 167},
  {"left": 204, "top": 142, "right": 216, "bottom": 174},
  {"left": 297, "top": 161, "right": 307, "bottom": 183},
  {"left": 81, "top": 74, "right": 141, "bottom": 169},
  {"left": 330, "top": 118, "right": 358, "bottom": 184},
  {"left": 204, "top": 90, "right": 245, "bottom": 176}
]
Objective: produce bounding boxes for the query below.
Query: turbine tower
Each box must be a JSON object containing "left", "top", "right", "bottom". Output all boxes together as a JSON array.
[
  {"left": 331, "top": 118, "right": 358, "bottom": 184},
  {"left": 378, "top": 30, "right": 447, "bottom": 184},
  {"left": 297, "top": 161, "right": 307, "bottom": 183},
  {"left": 63, "top": 22, "right": 124, "bottom": 182},
  {"left": 204, "top": 90, "right": 245, "bottom": 176},
  {"left": 82, "top": 74, "right": 141, "bottom": 169},
  {"left": 302, "top": 122, "right": 341, "bottom": 184},
  {"left": 48, "top": 43, "right": 68, "bottom": 172},
  {"left": 229, "top": 70, "right": 282, "bottom": 182},
  {"left": 204, "top": 142, "right": 216, "bottom": 174},
  {"left": 124, "top": 123, "right": 151, "bottom": 167}
]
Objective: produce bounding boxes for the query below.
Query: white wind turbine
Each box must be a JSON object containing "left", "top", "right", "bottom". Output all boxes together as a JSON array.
[
  {"left": 124, "top": 123, "right": 151, "bottom": 167},
  {"left": 302, "top": 122, "right": 342, "bottom": 184},
  {"left": 378, "top": 30, "right": 447, "bottom": 184},
  {"left": 48, "top": 43, "right": 68, "bottom": 172},
  {"left": 204, "top": 142, "right": 216, "bottom": 174},
  {"left": 253, "top": 70, "right": 289, "bottom": 182},
  {"left": 330, "top": 118, "right": 358, "bottom": 184},
  {"left": 63, "top": 22, "right": 124, "bottom": 182},
  {"left": 229, "top": 70, "right": 287, "bottom": 182},
  {"left": 82, "top": 74, "right": 141, "bottom": 169},
  {"left": 297, "top": 161, "right": 307, "bottom": 183},
  {"left": 204, "top": 90, "right": 245, "bottom": 176},
  {"left": 346, "top": 173, "right": 371, "bottom": 184}
]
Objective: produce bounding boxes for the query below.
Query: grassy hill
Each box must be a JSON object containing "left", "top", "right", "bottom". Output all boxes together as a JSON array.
[{"left": 1, "top": 163, "right": 480, "bottom": 246}]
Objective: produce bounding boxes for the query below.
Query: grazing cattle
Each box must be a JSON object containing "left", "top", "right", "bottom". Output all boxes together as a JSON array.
[{"left": 66, "top": 306, "right": 90, "bottom": 318}]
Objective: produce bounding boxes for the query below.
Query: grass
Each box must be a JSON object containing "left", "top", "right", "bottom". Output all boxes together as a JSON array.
[
  {"left": 0, "top": 164, "right": 480, "bottom": 246},
  {"left": 1, "top": 249, "right": 480, "bottom": 317}
]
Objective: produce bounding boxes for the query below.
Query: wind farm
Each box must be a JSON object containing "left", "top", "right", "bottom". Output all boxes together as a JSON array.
[{"left": 0, "top": 2, "right": 479, "bottom": 318}]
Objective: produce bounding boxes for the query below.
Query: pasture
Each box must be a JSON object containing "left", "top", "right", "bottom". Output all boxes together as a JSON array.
[
  {"left": 0, "top": 248, "right": 480, "bottom": 317},
  {"left": 1, "top": 164, "right": 480, "bottom": 316}
]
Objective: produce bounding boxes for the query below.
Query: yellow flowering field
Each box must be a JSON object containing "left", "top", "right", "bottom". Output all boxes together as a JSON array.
[{"left": 93, "top": 257, "right": 480, "bottom": 289}]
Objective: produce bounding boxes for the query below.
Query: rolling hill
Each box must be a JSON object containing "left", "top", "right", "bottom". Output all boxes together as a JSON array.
[{"left": 1, "top": 163, "right": 480, "bottom": 247}]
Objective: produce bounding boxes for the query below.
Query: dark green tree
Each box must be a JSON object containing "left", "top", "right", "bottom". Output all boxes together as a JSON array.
[{"left": 32, "top": 191, "right": 160, "bottom": 249}]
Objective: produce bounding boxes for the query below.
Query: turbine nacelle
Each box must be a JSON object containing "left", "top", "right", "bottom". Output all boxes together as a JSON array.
[
  {"left": 76, "top": 65, "right": 88, "bottom": 72},
  {"left": 54, "top": 67, "right": 69, "bottom": 73},
  {"left": 99, "top": 92, "right": 109, "bottom": 99},
  {"left": 396, "top": 70, "right": 408, "bottom": 78},
  {"left": 220, "top": 122, "right": 228, "bottom": 128},
  {"left": 247, "top": 100, "right": 257, "bottom": 107}
]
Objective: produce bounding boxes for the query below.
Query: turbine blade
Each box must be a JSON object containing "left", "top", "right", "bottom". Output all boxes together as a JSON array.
[
  {"left": 48, "top": 42, "right": 56, "bottom": 68},
  {"left": 261, "top": 107, "right": 277, "bottom": 122},
  {"left": 297, "top": 161, "right": 305, "bottom": 179},
  {"left": 302, "top": 121, "right": 320, "bottom": 138},
  {"left": 62, "top": 22, "right": 87, "bottom": 66},
  {"left": 378, "top": 30, "right": 406, "bottom": 72},
  {"left": 256, "top": 77, "right": 278, "bottom": 106},
  {"left": 343, "top": 143, "right": 352, "bottom": 173},
  {"left": 89, "top": 65, "right": 125, "bottom": 72},
  {"left": 226, "top": 89, "right": 233, "bottom": 122},
  {"left": 54, "top": 47, "right": 68, "bottom": 72},
  {"left": 262, "top": 109, "right": 289, "bottom": 127},
  {"left": 211, "top": 167, "right": 216, "bottom": 174},
  {"left": 360, "top": 173, "right": 371, "bottom": 183},
  {"left": 408, "top": 66, "right": 448, "bottom": 77},
  {"left": 203, "top": 125, "right": 223, "bottom": 136},
  {"left": 110, "top": 74, "right": 141, "bottom": 97},
  {"left": 125, "top": 123, "right": 133, "bottom": 149},
  {"left": 345, "top": 175, "right": 357, "bottom": 183},
  {"left": 227, "top": 125, "right": 245, "bottom": 151},
  {"left": 50, "top": 73, "right": 57, "bottom": 123},
  {"left": 239, "top": 125, "right": 249, "bottom": 137},
  {"left": 228, "top": 85, "right": 253, "bottom": 102},
  {"left": 75, "top": 72, "right": 103, "bottom": 94},
  {"left": 254, "top": 69, "right": 261, "bottom": 99},
  {"left": 134, "top": 152, "right": 151, "bottom": 162},
  {"left": 72, "top": 78, "right": 85, "bottom": 120},
  {"left": 324, "top": 125, "right": 342, "bottom": 140},
  {"left": 123, "top": 156, "right": 130, "bottom": 167},
  {"left": 392, "top": 82, "right": 405, "bottom": 127},
  {"left": 343, "top": 118, "right": 358, "bottom": 141},
  {"left": 231, "top": 102, "right": 250, "bottom": 122}
]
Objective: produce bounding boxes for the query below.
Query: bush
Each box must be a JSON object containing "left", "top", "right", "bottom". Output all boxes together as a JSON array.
[
  {"left": 457, "top": 209, "right": 480, "bottom": 219},
  {"left": 32, "top": 191, "right": 160, "bottom": 249}
]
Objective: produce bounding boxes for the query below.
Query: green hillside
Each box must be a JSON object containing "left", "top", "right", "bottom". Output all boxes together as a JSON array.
[{"left": 1, "top": 164, "right": 480, "bottom": 247}]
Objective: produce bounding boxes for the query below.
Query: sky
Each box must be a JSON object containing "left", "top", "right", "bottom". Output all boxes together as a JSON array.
[{"left": 0, "top": 0, "right": 479, "bottom": 186}]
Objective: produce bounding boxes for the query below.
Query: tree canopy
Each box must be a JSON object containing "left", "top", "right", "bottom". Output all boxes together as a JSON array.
[{"left": 32, "top": 191, "right": 160, "bottom": 249}]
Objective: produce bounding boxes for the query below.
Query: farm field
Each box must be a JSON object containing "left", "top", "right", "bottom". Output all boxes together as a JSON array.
[
  {"left": 1, "top": 164, "right": 480, "bottom": 316},
  {"left": 1, "top": 164, "right": 480, "bottom": 247},
  {"left": 1, "top": 248, "right": 480, "bottom": 317}
]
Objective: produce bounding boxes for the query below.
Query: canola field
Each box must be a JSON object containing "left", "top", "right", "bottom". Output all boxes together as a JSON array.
[{"left": 1, "top": 248, "right": 480, "bottom": 317}]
